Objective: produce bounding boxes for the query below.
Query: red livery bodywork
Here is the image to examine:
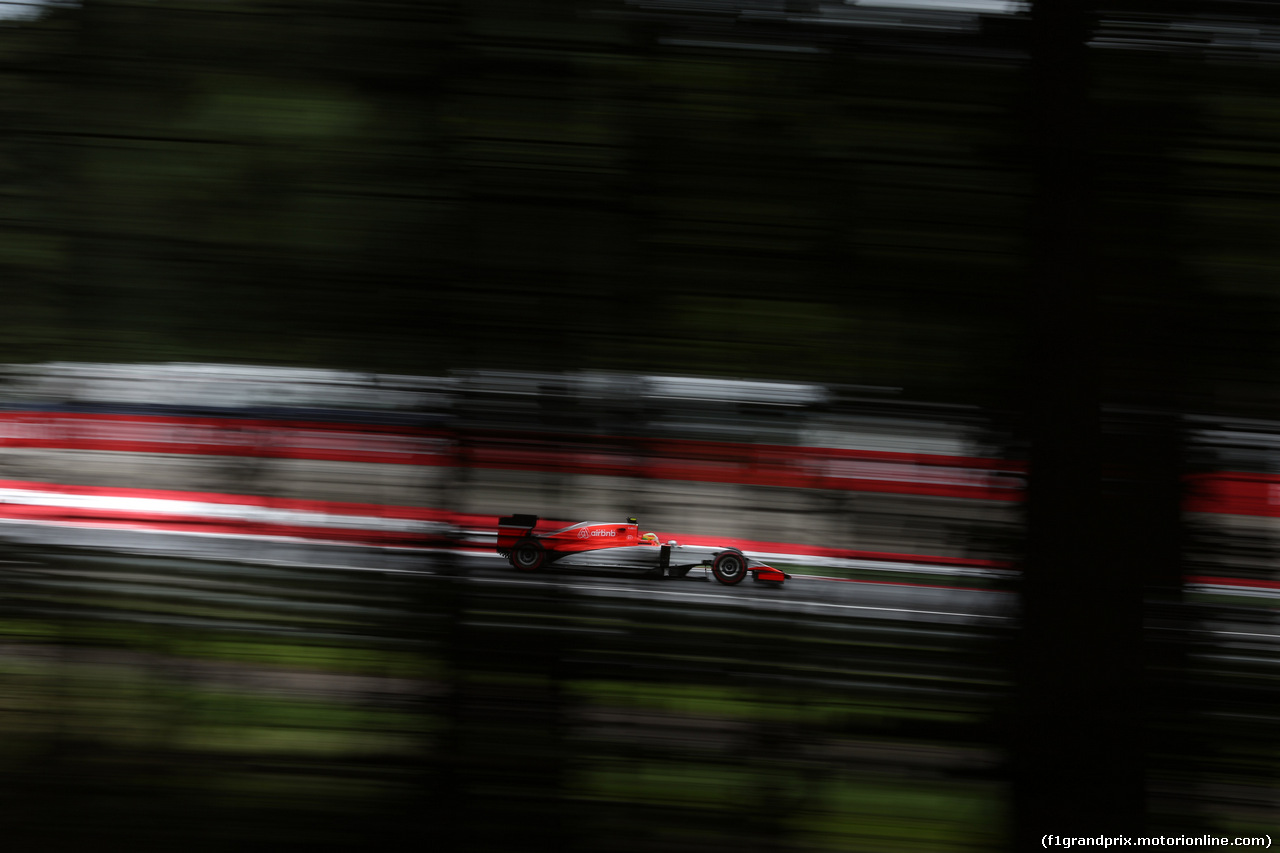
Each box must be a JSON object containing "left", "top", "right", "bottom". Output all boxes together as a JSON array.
[{"left": 497, "top": 516, "right": 653, "bottom": 555}]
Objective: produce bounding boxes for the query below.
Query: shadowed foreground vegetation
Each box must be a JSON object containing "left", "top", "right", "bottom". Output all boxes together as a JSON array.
[{"left": 0, "top": 547, "right": 1009, "bottom": 853}]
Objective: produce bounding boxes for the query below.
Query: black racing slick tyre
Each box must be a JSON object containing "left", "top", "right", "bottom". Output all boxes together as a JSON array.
[
  {"left": 510, "top": 539, "right": 547, "bottom": 572},
  {"left": 711, "top": 549, "right": 747, "bottom": 585}
]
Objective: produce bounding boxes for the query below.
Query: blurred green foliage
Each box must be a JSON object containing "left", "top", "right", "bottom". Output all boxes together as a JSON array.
[
  {"left": 0, "top": 0, "right": 1011, "bottom": 401},
  {"left": 0, "top": 1, "right": 1274, "bottom": 409},
  {"left": 0, "top": 546, "right": 1010, "bottom": 852}
]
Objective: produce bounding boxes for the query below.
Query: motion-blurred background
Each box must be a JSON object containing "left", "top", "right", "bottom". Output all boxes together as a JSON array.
[{"left": 0, "top": 0, "right": 1278, "bottom": 851}]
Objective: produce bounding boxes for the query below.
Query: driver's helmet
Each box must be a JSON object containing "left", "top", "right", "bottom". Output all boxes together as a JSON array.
[{"left": 640, "top": 532, "right": 660, "bottom": 545}]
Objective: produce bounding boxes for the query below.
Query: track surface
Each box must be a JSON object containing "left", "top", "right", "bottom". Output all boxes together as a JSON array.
[
  {"left": 4, "top": 522, "right": 1273, "bottom": 691},
  {"left": 0, "top": 514, "right": 1013, "bottom": 625}
]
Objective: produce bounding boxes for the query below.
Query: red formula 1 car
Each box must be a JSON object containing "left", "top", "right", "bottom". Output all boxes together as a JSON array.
[{"left": 495, "top": 514, "right": 791, "bottom": 586}]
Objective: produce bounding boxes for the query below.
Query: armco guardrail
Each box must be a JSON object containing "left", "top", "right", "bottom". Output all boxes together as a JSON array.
[{"left": 0, "top": 411, "right": 1023, "bottom": 502}]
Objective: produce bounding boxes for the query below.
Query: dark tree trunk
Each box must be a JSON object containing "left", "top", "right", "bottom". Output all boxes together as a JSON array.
[{"left": 1012, "top": 0, "right": 1146, "bottom": 844}]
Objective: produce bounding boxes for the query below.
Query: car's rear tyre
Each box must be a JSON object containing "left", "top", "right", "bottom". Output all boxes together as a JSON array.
[
  {"left": 711, "top": 549, "right": 747, "bottom": 585},
  {"left": 510, "top": 539, "right": 546, "bottom": 572}
]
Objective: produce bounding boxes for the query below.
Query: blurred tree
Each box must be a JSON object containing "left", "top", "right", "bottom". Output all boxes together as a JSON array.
[{"left": 0, "top": 0, "right": 1035, "bottom": 398}]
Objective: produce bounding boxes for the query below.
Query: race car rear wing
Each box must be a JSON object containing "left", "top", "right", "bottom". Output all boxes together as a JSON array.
[{"left": 496, "top": 514, "right": 539, "bottom": 553}]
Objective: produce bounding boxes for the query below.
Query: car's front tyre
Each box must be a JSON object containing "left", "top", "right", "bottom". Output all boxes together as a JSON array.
[{"left": 711, "top": 549, "right": 747, "bottom": 585}]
